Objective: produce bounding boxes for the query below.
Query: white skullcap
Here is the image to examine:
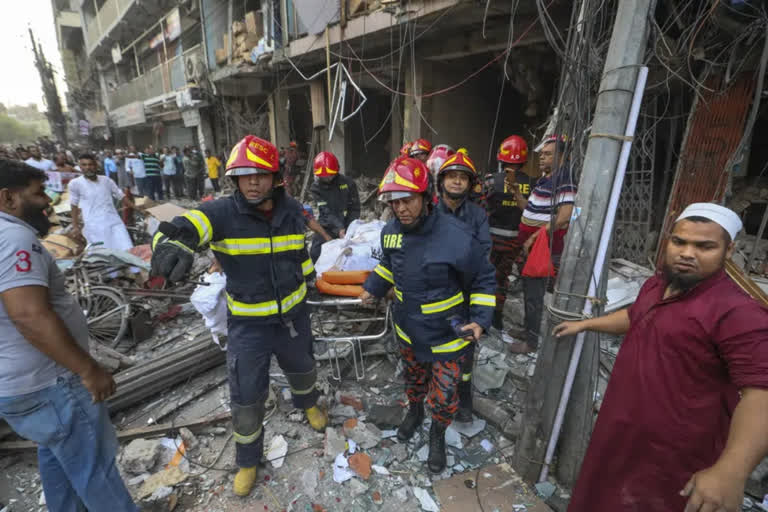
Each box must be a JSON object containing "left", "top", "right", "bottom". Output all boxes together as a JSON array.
[{"left": 676, "top": 202, "right": 743, "bottom": 241}]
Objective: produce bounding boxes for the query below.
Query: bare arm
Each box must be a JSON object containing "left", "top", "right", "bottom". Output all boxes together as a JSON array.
[
  {"left": 553, "top": 309, "right": 630, "bottom": 337},
  {"left": 513, "top": 186, "right": 528, "bottom": 211},
  {"left": 121, "top": 195, "right": 134, "bottom": 208},
  {"left": 308, "top": 218, "right": 333, "bottom": 242},
  {"left": 1, "top": 285, "right": 115, "bottom": 401},
  {"left": 681, "top": 387, "right": 768, "bottom": 511},
  {"left": 70, "top": 204, "right": 83, "bottom": 239},
  {"left": 552, "top": 203, "right": 573, "bottom": 231}
]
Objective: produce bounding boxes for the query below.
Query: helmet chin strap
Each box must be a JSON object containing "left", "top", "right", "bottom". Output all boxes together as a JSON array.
[{"left": 399, "top": 196, "right": 430, "bottom": 232}]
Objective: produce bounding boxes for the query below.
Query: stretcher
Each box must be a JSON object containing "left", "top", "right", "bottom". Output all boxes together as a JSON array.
[{"left": 307, "top": 294, "right": 394, "bottom": 381}]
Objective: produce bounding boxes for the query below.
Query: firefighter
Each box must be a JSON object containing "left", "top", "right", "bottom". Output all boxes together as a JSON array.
[
  {"left": 399, "top": 141, "right": 413, "bottom": 157},
  {"left": 485, "top": 135, "right": 532, "bottom": 334},
  {"left": 309, "top": 151, "right": 361, "bottom": 262},
  {"left": 360, "top": 156, "right": 496, "bottom": 473},
  {"left": 150, "top": 135, "right": 327, "bottom": 497},
  {"left": 435, "top": 150, "right": 492, "bottom": 423},
  {"left": 408, "top": 138, "right": 432, "bottom": 163}
]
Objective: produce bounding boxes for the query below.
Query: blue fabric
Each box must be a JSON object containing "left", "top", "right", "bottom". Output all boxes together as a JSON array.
[
  {"left": 363, "top": 210, "right": 496, "bottom": 362},
  {"left": 0, "top": 375, "right": 137, "bottom": 512},
  {"left": 437, "top": 198, "right": 492, "bottom": 258},
  {"left": 227, "top": 307, "right": 318, "bottom": 467},
  {"left": 103, "top": 158, "right": 117, "bottom": 178},
  {"left": 162, "top": 155, "right": 177, "bottom": 176}
]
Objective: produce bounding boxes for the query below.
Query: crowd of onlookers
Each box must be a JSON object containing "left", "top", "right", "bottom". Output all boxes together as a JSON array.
[{"left": 0, "top": 141, "right": 226, "bottom": 201}]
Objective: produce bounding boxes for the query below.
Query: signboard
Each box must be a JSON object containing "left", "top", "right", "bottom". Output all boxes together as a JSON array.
[
  {"left": 182, "top": 109, "right": 200, "bottom": 127},
  {"left": 110, "top": 101, "right": 146, "bottom": 128},
  {"left": 78, "top": 119, "right": 90, "bottom": 136},
  {"left": 149, "top": 8, "right": 182, "bottom": 49}
]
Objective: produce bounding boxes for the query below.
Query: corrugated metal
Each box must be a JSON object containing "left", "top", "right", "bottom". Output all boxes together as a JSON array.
[{"left": 655, "top": 74, "right": 755, "bottom": 266}]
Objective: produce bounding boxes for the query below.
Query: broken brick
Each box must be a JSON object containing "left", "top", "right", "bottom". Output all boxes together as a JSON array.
[
  {"left": 372, "top": 490, "right": 383, "bottom": 505},
  {"left": 348, "top": 452, "right": 372, "bottom": 480},
  {"left": 340, "top": 395, "right": 364, "bottom": 411},
  {"left": 343, "top": 418, "right": 358, "bottom": 436}
]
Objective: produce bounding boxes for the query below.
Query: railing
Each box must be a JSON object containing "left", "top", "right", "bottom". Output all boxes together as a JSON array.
[
  {"left": 107, "top": 46, "right": 202, "bottom": 110},
  {"left": 84, "top": 0, "right": 133, "bottom": 54}
]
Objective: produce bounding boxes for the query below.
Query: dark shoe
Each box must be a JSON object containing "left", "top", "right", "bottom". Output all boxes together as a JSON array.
[
  {"left": 397, "top": 402, "right": 425, "bottom": 441},
  {"left": 456, "top": 380, "right": 473, "bottom": 423},
  {"left": 427, "top": 421, "right": 447, "bottom": 473},
  {"left": 492, "top": 309, "right": 503, "bottom": 331}
]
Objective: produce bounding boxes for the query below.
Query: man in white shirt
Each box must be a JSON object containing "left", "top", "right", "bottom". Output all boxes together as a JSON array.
[
  {"left": 69, "top": 154, "right": 134, "bottom": 251},
  {"left": 24, "top": 146, "right": 62, "bottom": 194},
  {"left": 125, "top": 146, "right": 146, "bottom": 197}
]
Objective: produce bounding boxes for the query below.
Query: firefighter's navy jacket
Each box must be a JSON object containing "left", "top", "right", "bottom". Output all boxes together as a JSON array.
[
  {"left": 310, "top": 174, "right": 361, "bottom": 237},
  {"left": 363, "top": 209, "right": 496, "bottom": 362},
  {"left": 436, "top": 198, "right": 492, "bottom": 257},
  {"left": 163, "top": 188, "right": 314, "bottom": 325}
]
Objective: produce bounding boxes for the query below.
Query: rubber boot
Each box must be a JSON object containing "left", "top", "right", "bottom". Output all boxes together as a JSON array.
[
  {"left": 397, "top": 402, "right": 425, "bottom": 441},
  {"left": 305, "top": 405, "right": 328, "bottom": 432},
  {"left": 456, "top": 380, "right": 473, "bottom": 423},
  {"left": 427, "top": 421, "right": 448, "bottom": 473},
  {"left": 492, "top": 309, "right": 504, "bottom": 331},
  {"left": 233, "top": 467, "right": 258, "bottom": 496}
]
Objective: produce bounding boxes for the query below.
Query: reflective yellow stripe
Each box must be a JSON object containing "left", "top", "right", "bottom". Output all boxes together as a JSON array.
[
  {"left": 167, "top": 239, "right": 194, "bottom": 254},
  {"left": 470, "top": 293, "right": 496, "bottom": 307},
  {"left": 183, "top": 210, "right": 213, "bottom": 245},
  {"left": 374, "top": 264, "right": 394, "bottom": 284},
  {"left": 152, "top": 232, "right": 163, "bottom": 250},
  {"left": 210, "top": 234, "right": 305, "bottom": 255},
  {"left": 211, "top": 237, "right": 271, "bottom": 255},
  {"left": 394, "top": 287, "right": 403, "bottom": 302},
  {"left": 290, "top": 384, "right": 316, "bottom": 396},
  {"left": 421, "top": 291, "right": 464, "bottom": 314},
  {"left": 233, "top": 426, "right": 263, "bottom": 444},
  {"left": 395, "top": 324, "right": 412, "bottom": 344},
  {"left": 271, "top": 234, "right": 305, "bottom": 252},
  {"left": 227, "top": 282, "right": 307, "bottom": 317},
  {"left": 431, "top": 337, "right": 472, "bottom": 354},
  {"left": 462, "top": 372, "right": 472, "bottom": 382},
  {"left": 302, "top": 258, "right": 314, "bottom": 276}
]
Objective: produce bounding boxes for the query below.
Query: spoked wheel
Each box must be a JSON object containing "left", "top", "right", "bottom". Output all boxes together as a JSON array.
[{"left": 79, "top": 286, "right": 130, "bottom": 347}]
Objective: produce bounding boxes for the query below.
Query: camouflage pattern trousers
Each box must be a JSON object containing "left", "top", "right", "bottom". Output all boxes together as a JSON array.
[
  {"left": 490, "top": 234, "right": 522, "bottom": 312},
  {"left": 400, "top": 346, "right": 468, "bottom": 426}
]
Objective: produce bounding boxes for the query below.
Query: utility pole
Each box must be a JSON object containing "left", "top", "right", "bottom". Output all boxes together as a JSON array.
[
  {"left": 514, "top": 0, "right": 657, "bottom": 486},
  {"left": 29, "top": 28, "right": 68, "bottom": 145}
]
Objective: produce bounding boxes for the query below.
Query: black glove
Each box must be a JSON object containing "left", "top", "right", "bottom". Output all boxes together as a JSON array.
[{"left": 151, "top": 241, "right": 194, "bottom": 283}]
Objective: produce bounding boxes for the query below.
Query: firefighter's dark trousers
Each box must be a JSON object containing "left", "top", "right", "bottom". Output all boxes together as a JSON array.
[
  {"left": 400, "top": 345, "right": 468, "bottom": 427},
  {"left": 227, "top": 304, "right": 319, "bottom": 468}
]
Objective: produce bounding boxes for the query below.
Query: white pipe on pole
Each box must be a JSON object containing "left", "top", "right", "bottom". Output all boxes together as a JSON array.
[{"left": 538, "top": 66, "right": 649, "bottom": 483}]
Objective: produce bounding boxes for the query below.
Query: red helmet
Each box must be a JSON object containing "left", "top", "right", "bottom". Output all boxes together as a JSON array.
[
  {"left": 438, "top": 151, "right": 478, "bottom": 182},
  {"left": 409, "top": 138, "right": 432, "bottom": 156},
  {"left": 313, "top": 151, "right": 340, "bottom": 177},
  {"left": 378, "top": 156, "right": 430, "bottom": 202},
  {"left": 225, "top": 135, "right": 279, "bottom": 177},
  {"left": 497, "top": 135, "right": 528, "bottom": 164},
  {"left": 426, "top": 144, "right": 455, "bottom": 176},
  {"left": 399, "top": 141, "right": 413, "bottom": 156}
]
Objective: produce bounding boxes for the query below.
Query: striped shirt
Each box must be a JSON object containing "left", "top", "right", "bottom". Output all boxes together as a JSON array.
[
  {"left": 141, "top": 153, "right": 161, "bottom": 177},
  {"left": 521, "top": 170, "right": 577, "bottom": 228}
]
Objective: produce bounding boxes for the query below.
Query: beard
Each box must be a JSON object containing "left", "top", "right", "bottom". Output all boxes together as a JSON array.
[
  {"left": 661, "top": 257, "right": 725, "bottom": 293},
  {"left": 21, "top": 203, "right": 52, "bottom": 237}
]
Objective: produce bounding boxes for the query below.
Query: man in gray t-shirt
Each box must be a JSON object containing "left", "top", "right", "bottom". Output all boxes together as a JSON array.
[{"left": 0, "top": 160, "right": 136, "bottom": 511}]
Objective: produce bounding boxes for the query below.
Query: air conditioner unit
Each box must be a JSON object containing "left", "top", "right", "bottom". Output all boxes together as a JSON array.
[{"left": 184, "top": 55, "right": 204, "bottom": 85}]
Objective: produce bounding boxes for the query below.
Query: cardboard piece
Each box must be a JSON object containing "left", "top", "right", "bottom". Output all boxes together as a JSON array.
[
  {"left": 42, "top": 234, "right": 82, "bottom": 259},
  {"left": 145, "top": 203, "right": 189, "bottom": 223},
  {"left": 432, "top": 463, "right": 550, "bottom": 512},
  {"left": 245, "top": 11, "right": 263, "bottom": 37},
  {"left": 133, "top": 197, "right": 156, "bottom": 210}
]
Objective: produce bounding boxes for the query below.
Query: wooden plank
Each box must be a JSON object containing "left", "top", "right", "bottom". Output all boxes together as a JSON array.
[
  {"left": 726, "top": 258, "right": 768, "bottom": 308},
  {"left": 0, "top": 412, "right": 231, "bottom": 452}
]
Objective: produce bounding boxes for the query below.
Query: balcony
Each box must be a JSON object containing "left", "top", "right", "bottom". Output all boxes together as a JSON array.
[
  {"left": 107, "top": 46, "right": 202, "bottom": 110},
  {"left": 56, "top": 10, "right": 80, "bottom": 28}
]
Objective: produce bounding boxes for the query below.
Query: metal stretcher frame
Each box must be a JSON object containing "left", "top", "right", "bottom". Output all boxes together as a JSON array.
[{"left": 307, "top": 297, "right": 393, "bottom": 380}]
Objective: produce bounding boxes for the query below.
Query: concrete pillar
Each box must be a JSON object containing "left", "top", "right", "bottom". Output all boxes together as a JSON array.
[
  {"left": 126, "top": 129, "right": 134, "bottom": 146},
  {"left": 269, "top": 89, "right": 290, "bottom": 148},
  {"left": 403, "top": 59, "right": 424, "bottom": 142},
  {"left": 196, "top": 111, "right": 215, "bottom": 152}
]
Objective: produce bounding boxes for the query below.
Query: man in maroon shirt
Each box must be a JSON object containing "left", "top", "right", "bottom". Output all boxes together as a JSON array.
[{"left": 554, "top": 203, "right": 768, "bottom": 512}]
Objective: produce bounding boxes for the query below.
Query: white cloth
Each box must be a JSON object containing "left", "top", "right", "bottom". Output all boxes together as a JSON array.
[
  {"left": 25, "top": 158, "right": 63, "bottom": 193},
  {"left": 68, "top": 176, "right": 133, "bottom": 251},
  {"left": 125, "top": 157, "right": 146, "bottom": 178},
  {"left": 676, "top": 202, "right": 743, "bottom": 241}
]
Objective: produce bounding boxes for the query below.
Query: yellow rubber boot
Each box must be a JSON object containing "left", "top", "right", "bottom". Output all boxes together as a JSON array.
[
  {"left": 233, "top": 466, "right": 258, "bottom": 496},
  {"left": 305, "top": 405, "right": 328, "bottom": 432}
]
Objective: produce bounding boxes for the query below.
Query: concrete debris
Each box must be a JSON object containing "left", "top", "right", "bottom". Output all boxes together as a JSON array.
[
  {"left": 348, "top": 452, "right": 372, "bottom": 480},
  {"left": 391, "top": 443, "right": 408, "bottom": 462},
  {"left": 178, "top": 427, "right": 198, "bottom": 451},
  {"left": 267, "top": 435, "right": 288, "bottom": 468},
  {"left": 445, "top": 426, "right": 463, "bottom": 449},
  {"left": 324, "top": 427, "right": 347, "bottom": 461},
  {"left": 348, "top": 438, "right": 358, "bottom": 454},
  {"left": 137, "top": 466, "right": 187, "bottom": 500},
  {"left": 393, "top": 486, "right": 409, "bottom": 503},
  {"left": 416, "top": 444, "right": 429, "bottom": 462},
  {"left": 348, "top": 478, "right": 369, "bottom": 497},
  {"left": 381, "top": 429, "right": 398, "bottom": 439},
  {"left": 340, "top": 394, "right": 364, "bottom": 411},
  {"left": 450, "top": 417, "right": 486, "bottom": 438},
  {"left": 347, "top": 421, "right": 383, "bottom": 450},
  {"left": 300, "top": 468, "right": 319, "bottom": 499},
  {"left": 330, "top": 404, "right": 358, "bottom": 419},
  {"left": 38, "top": 491, "right": 45, "bottom": 506},
  {"left": 367, "top": 404, "right": 404, "bottom": 429},
  {"left": 371, "top": 464, "right": 390, "bottom": 476},
  {"left": 535, "top": 481, "right": 557, "bottom": 499},
  {"left": 473, "top": 346, "right": 511, "bottom": 392},
  {"left": 413, "top": 487, "right": 440, "bottom": 512},
  {"left": 146, "top": 486, "right": 174, "bottom": 502},
  {"left": 126, "top": 473, "right": 150, "bottom": 486},
  {"left": 480, "top": 439, "right": 494, "bottom": 453},
  {"left": 120, "top": 438, "right": 162, "bottom": 474}
]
